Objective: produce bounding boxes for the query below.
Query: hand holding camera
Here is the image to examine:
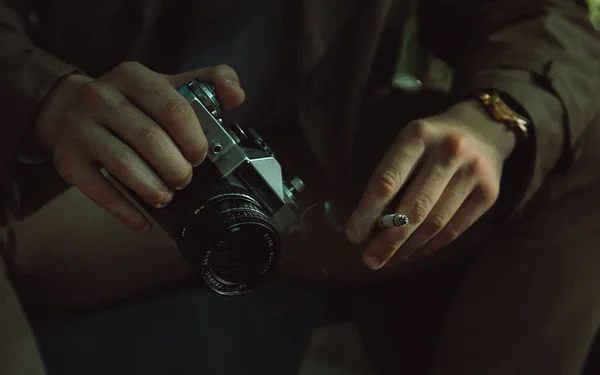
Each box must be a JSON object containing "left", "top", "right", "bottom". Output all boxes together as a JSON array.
[
  {"left": 34, "top": 62, "right": 245, "bottom": 232},
  {"left": 34, "top": 62, "right": 304, "bottom": 295}
]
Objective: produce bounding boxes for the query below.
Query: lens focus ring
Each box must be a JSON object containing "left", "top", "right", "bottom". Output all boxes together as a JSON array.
[{"left": 179, "top": 186, "right": 280, "bottom": 296}]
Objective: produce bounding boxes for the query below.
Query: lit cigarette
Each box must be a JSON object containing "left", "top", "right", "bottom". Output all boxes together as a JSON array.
[{"left": 377, "top": 214, "right": 409, "bottom": 228}]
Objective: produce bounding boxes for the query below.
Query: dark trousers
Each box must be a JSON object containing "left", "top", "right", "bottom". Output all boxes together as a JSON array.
[{"left": 29, "top": 283, "right": 337, "bottom": 375}]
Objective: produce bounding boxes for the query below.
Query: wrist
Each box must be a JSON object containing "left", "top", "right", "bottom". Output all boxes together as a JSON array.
[
  {"left": 34, "top": 73, "right": 93, "bottom": 150},
  {"left": 447, "top": 99, "right": 518, "bottom": 160}
]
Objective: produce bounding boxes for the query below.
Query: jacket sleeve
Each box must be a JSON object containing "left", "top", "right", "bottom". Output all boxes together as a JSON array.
[
  {"left": 422, "top": 0, "right": 600, "bottom": 210},
  {"left": 0, "top": 3, "right": 80, "bottom": 220}
]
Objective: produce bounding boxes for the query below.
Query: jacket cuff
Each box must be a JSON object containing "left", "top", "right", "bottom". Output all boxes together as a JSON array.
[
  {"left": 453, "top": 69, "right": 566, "bottom": 212},
  {"left": 1, "top": 49, "right": 79, "bottom": 161},
  {"left": 0, "top": 47, "right": 80, "bottom": 217}
]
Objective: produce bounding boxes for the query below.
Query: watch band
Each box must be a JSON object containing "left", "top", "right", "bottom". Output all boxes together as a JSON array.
[{"left": 473, "top": 90, "right": 530, "bottom": 142}]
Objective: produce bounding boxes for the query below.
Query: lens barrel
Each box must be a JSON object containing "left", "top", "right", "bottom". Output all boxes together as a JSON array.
[{"left": 179, "top": 184, "right": 280, "bottom": 296}]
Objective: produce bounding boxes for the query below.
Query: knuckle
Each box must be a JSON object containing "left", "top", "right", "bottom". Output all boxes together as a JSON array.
[
  {"left": 467, "top": 155, "right": 489, "bottom": 176},
  {"left": 440, "top": 226, "right": 462, "bottom": 244},
  {"left": 116, "top": 61, "right": 141, "bottom": 73},
  {"left": 371, "top": 169, "right": 401, "bottom": 199},
  {"left": 109, "top": 150, "right": 136, "bottom": 175},
  {"left": 163, "top": 97, "right": 193, "bottom": 129},
  {"left": 411, "top": 197, "right": 431, "bottom": 223},
  {"left": 115, "top": 95, "right": 133, "bottom": 113},
  {"left": 443, "top": 132, "right": 470, "bottom": 160},
  {"left": 137, "top": 123, "right": 161, "bottom": 146},
  {"left": 149, "top": 80, "right": 171, "bottom": 98},
  {"left": 77, "top": 82, "right": 111, "bottom": 108},
  {"left": 422, "top": 214, "right": 447, "bottom": 235},
  {"left": 408, "top": 120, "right": 433, "bottom": 139}
]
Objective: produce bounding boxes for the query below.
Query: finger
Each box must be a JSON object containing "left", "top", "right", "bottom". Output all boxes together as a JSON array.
[
  {"left": 385, "top": 170, "right": 476, "bottom": 267},
  {"left": 168, "top": 64, "right": 246, "bottom": 109},
  {"left": 103, "top": 62, "right": 208, "bottom": 167},
  {"left": 86, "top": 88, "right": 194, "bottom": 190},
  {"left": 346, "top": 133, "right": 425, "bottom": 244},
  {"left": 362, "top": 152, "right": 461, "bottom": 269},
  {"left": 83, "top": 122, "right": 175, "bottom": 208},
  {"left": 54, "top": 148, "right": 151, "bottom": 232},
  {"left": 409, "top": 190, "right": 494, "bottom": 261}
]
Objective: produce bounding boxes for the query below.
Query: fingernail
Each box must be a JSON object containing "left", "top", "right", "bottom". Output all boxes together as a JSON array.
[
  {"left": 193, "top": 151, "right": 208, "bottom": 167},
  {"left": 141, "top": 221, "right": 152, "bottom": 232},
  {"left": 154, "top": 191, "right": 174, "bottom": 208},
  {"left": 363, "top": 254, "right": 383, "bottom": 270},
  {"left": 225, "top": 79, "right": 240, "bottom": 87},
  {"left": 175, "top": 173, "right": 193, "bottom": 190}
]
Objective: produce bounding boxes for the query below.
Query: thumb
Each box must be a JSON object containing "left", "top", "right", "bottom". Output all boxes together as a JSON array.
[{"left": 166, "top": 64, "right": 246, "bottom": 110}]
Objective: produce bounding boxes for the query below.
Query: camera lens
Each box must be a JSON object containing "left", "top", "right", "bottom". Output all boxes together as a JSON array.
[{"left": 179, "top": 185, "right": 280, "bottom": 296}]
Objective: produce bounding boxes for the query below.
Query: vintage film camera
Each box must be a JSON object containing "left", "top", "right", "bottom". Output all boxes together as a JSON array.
[{"left": 104, "top": 80, "right": 304, "bottom": 296}]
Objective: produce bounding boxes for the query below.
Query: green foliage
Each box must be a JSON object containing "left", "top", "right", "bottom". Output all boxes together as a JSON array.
[{"left": 590, "top": 0, "right": 600, "bottom": 30}]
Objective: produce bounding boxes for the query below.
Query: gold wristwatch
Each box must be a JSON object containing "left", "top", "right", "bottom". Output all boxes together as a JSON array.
[{"left": 473, "top": 90, "right": 530, "bottom": 142}]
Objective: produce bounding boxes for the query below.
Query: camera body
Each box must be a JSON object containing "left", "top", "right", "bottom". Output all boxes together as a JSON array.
[{"left": 104, "top": 80, "right": 304, "bottom": 296}]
